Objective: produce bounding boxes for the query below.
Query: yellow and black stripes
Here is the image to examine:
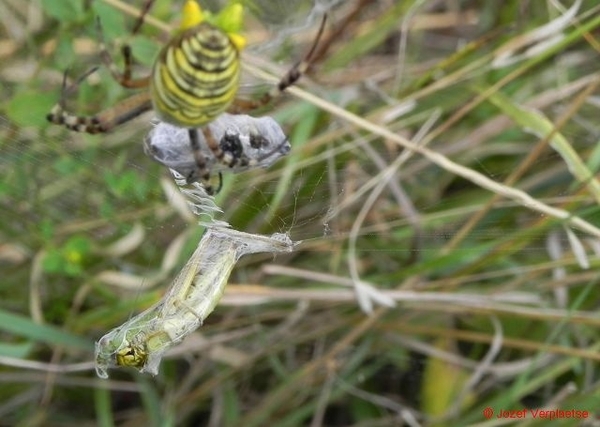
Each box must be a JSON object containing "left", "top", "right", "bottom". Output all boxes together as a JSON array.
[
  {"left": 150, "top": 23, "right": 240, "bottom": 127},
  {"left": 47, "top": 91, "right": 153, "bottom": 134}
]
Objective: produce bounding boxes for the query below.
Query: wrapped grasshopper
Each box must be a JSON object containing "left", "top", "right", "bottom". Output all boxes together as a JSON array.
[{"left": 95, "top": 228, "right": 294, "bottom": 378}]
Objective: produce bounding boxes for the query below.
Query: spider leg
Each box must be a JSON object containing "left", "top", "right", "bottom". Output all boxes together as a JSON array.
[
  {"left": 253, "top": 136, "right": 291, "bottom": 164},
  {"left": 201, "top": 125, "right": 264, "bottom": 170},
  {"left": 93, "top": 92, "right": 153, "bottom": 131},
  {"left": 96, "top": 16, "right": 150, "bottom": 89},
  {"left": 46, "top": 67, "right": 98, "bottom": 127},
  {"left": 217, "top": 132, "right": 257, "bottom": 168},
  {"left": 271, "top": 14, "right": 327, "bottom": 95},
  {"left": 48, "top": 89, "right": 153, "bottom": 133},
  {"left": 188, "top": 126, "right": 262, "bottom": 194},
  {"left": 46, "top": 6, "right": 156, "bottom": 133},
  {"left": 217, "top": 130, "right": 289, "bottom": 169},
  {"left": 215, "top": 172, "right": 223, "bottom": 194},
  {"left": 103, "top": 0, "right": 154, "bottom": 87},
  {"left": 131, "top": 0, "right": 156, "bottom": 36},
  {"left": 47, "top": 65, "right": 152, "bottom": 131},
  {"left": 188, "top": 128, "right": 223, "bottom": 194},
  {"left": 229, "top": 14, "right": 327, "bottom": 114},
  {"left": 57, "top": 66, "right": 100, "bottom": 109},
  {"left": 218, "top": 133, "right": 246, "bottom": 167}
]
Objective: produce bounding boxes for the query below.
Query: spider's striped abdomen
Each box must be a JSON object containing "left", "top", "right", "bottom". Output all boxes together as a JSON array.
[{"left": 150, "top": 23, "right": 241, "bottom": 128}]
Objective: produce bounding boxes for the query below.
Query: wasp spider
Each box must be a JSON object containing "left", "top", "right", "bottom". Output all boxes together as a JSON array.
[{"left": 47, "top": 0, "right": 326, "bottom": 194}]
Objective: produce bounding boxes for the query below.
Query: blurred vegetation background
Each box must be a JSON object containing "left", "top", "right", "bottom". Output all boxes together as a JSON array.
[{"left": 2, "top": 0, "right": 600, "bottom": 425}]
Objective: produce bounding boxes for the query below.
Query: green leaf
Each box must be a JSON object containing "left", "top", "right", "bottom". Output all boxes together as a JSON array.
[
  {"left": 40, "top": 0, "right": 84, "bottom": 23},
  {"left": 421, "top": 337, "right": 473, "bottom": 419},
  {"left": 39, "top": 219, "right": 55, "bottom": 242},
  {"left": 53, "top": 156, "right": 84, "bottom": 175},
  {"left": 42, "top": 250, "right": 64, "bottom": 274},
  {"left": 64, "top": 235, "right": 92, "bottom": 260},
  {"left": 42, "top": 235, "right": 92, "bottom": 277},
  {"left": 92, "top": 2, "right": 127, "bottom": 42},
  {"left": 53, "top": 35, "right": 77, "bottom": 69},
  {"left": 482, "top": 87, "right": 600, "bottom": 205},
  {"left": 586, "top": 137, "right": 600, "bottom": 173},
  {"left": 94, "top": 387, "right": 115, "bottom": 427},
  {"left": 6, "top": 91, "right": 58, "bottom": 128},
  {"left": 0, "top": 342, "right": 34, "bottom": 358},
  {"left": 223, "top": 382, "right": 241, "bottom": 426},
  {"left": 129, "top": 36, "right": 161, "bottom": 68},
  {"left": 0, "top": 309, "right": 91, "bottom": 351}
]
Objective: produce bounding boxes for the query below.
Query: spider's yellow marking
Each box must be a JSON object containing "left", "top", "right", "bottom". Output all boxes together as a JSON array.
[
  {"left": 180, "top": 0, "right": 204, "bottom": 30},
  {"left": 180, "top": 0, "right": 245, "bottom": 49}
]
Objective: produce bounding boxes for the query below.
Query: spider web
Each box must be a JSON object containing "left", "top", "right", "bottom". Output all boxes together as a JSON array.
[{"left": 2, "top": 0, "right": 600, "bottom": 422}]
